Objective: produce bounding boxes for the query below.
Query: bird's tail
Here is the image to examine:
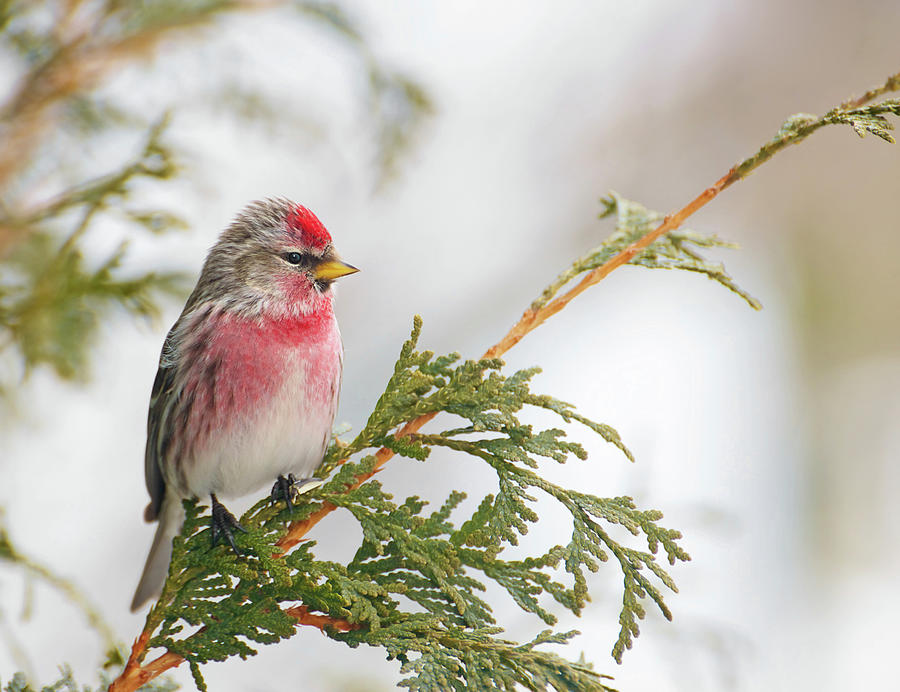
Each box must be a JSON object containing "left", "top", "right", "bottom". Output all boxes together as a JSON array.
[{"left": 130, "top": 493, "right": 184, "bottom": 612}]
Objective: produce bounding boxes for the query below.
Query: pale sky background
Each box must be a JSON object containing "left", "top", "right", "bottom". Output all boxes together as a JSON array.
[{"left": 3, "top": 1, "right": 900, "bottom": 691}]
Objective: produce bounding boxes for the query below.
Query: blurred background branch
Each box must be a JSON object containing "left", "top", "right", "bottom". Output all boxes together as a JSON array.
[{"left": 0, "top": 0, "right": 432, "bottom": 402}]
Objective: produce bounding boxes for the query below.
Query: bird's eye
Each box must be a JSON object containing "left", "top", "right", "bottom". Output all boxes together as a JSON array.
[{"left": 285, "top": 252, "right": 303, "bottom": 265}]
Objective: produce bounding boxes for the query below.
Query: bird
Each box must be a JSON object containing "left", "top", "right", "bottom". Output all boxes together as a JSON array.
[{"left": 130, "top": 199, "right": 358, "bottom": 611}]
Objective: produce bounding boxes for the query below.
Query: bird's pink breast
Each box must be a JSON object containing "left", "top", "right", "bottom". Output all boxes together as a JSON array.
[
  {"left": 174, "top": 306, "right": 342, "bottom": 492},
  {"left": 205, "top": 310, "right": 335, "bottom": 409}
]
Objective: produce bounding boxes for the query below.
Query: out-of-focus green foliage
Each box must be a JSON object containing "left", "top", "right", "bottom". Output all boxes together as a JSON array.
[
  {"left": 0, "top": 0, "right": 432, "bottom": 403},
  {"left": 0, "top": 118, "right": 188, "bottom": 388},
  {"left": 1, "top": 666, "right": 178, "bottom": 692}
]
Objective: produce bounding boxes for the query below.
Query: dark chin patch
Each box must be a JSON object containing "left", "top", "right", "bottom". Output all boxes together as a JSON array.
[{"left": 313, "top": 279, "right": 333, "bottom": 293}]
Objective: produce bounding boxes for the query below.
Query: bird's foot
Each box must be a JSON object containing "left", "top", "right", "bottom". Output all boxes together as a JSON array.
[
  {"left": 271, "top": 474, "right": 324, "bottom": 512},
  {"left": 210, "top": 494, "right": 246, "bottom": 552},
  {"left": 271, "top": 473, "right": 299, "bottom": 511}
]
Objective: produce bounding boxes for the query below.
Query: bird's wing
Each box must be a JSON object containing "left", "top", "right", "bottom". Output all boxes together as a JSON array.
[
  {"left": 144, "top": 325, "right": 181, "bottom": 522},
  {"left": 143, "top": 280, "right": 210, "bottom": 522}
]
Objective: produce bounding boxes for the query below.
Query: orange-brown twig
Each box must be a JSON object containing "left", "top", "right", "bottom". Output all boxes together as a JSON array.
[
  {"left": 108, "top": 604, "right": 359, "bottom": 692},
  {"left": 110, "top": 71, "right": 900, "bottom": 692},
  {"left": 283, "top": 605, "right": 361, "bottom": 633},
  {"left": 108, "top": 631, "right": 181, "bottom": 692}
]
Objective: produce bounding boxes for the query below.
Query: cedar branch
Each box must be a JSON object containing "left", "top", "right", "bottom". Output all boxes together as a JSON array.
[{"left": 110, "top": 69, "right": 900, "bottom": 692}]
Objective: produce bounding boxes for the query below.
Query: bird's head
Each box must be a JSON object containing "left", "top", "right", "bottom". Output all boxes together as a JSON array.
[{"left": 195, "top": 199, "right": 358, "bottom": 318}]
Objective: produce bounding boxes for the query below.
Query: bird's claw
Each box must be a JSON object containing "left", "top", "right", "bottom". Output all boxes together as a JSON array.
[
  {"left": 210, "top": 494, "right": 246, "bottom": 553},
  {"left": 271, "top": 473, "right": 299, "bottom": 511},
  {"left": 271, "top": 474, "right": 323, "bottom": 513}
]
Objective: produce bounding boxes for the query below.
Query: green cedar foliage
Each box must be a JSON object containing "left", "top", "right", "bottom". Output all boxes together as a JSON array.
[
  {"left": 138, "top": 172, "right": 782, "bottom": 684},
  {"left": 532, "top": 192, "right": 761, "bottom": 312},
  {"left": 143, "top": 309, "right": 694, "bottom": 690},
  {"left": 138, "top": 78, "right": 900, "bottom": 677}
]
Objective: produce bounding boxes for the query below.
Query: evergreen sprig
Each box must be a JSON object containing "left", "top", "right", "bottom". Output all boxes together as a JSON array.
[
  {"left": 531, "top": 191, "right": 761, "bottom": 312},
  {"left": 137, "top": 318, "right": 686, "bottom": 689}
]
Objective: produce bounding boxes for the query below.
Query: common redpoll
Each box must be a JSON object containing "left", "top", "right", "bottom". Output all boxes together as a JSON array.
[{"left": 131, "top": 199, "right": 358, "bottom": 611}]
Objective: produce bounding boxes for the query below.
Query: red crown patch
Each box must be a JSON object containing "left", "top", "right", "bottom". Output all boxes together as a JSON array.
[{"left": 286, "top": 205, "right": 332, "bottom": 250}]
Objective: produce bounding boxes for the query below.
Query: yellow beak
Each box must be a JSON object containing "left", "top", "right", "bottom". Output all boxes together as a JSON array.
[{"left": 313, "top": 259, "right": 359, "bottom": 281}]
